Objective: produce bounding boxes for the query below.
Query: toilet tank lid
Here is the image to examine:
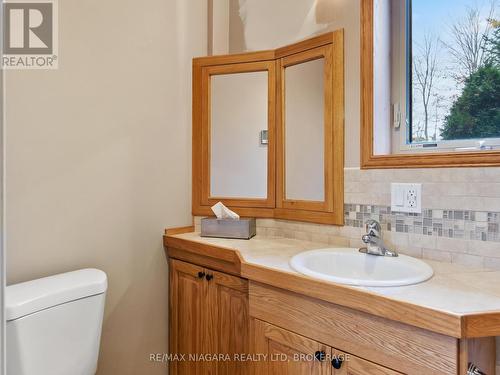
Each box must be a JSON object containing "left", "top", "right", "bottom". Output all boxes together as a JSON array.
[{"left": 6, "top": 268, "right": 107, "bottom": 321}]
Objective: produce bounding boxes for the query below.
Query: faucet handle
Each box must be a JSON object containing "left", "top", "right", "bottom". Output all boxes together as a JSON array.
[
  {"left": 361, "top": 234, "right": 372, "bottom": 244},
  {"left": 365, "top": 219, "right": 381, "bottom": 237}
]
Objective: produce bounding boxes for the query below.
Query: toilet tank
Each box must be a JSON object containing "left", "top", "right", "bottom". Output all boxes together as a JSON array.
[{"left": 6, "top": 269, "right": 107, "bottom": 375}]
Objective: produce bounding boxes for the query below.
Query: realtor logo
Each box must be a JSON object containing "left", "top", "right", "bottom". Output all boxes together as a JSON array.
[{"left": 2, "top": 0, "right": 58, "bottom": 69}]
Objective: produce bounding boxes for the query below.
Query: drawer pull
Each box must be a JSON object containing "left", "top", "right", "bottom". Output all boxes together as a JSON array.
[
  {"left": 331, "top": 358, "right": 343, "bottom": 369},
  {"left": 205, "top": 274, "right": 214, "bottom": 281},
  {"left": 197, "top": 272, "right": 205, "bottom": 279},
  {"left": 314, "top": 351, "right": 326, "bottom": 361}
]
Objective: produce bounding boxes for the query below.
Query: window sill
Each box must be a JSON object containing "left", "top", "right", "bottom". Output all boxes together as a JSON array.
[{"left": 361, "top": 150, "right": 500, "bottom": 169}]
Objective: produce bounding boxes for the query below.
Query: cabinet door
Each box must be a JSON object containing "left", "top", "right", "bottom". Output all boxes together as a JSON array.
[
  {"left": 169, "top": 259, "right": 207, "bottom": 375},
  {"left": 252, "top": 319, "right": 330, "bottom": 375},
  {"left": 332, "top": 349, "right": 403, "bottom": 375},
  {"left": 206, "top": 268, "right": 249, "bottom": 375}
]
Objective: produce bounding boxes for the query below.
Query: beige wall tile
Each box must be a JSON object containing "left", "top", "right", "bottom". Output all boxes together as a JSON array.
[
  {"left": 451, "top": 253, "right": 484, "bottom": 268},
  {"left": 329, "top": 236, "right": 350, "bottom": 246},
  {"left": 484, "top": 257, "right": 500, "bottom": 271},
  {"left": 293, "top": 231, "right": 311, "bottom": 241},
  {"left": 385, "top": 231, "right": 409, "bottom": 247},
  {"left": 266, "top": 228, "right": 285, "bottom": 238},
  {"left": 349, "top": 238, "right": 364, "bottom": 249},
  {"left": 423, "top": 249, "right": 453, "bottom": 263},
  {"left": 409, "top": 234, "right": 437, "bottom": 249},
  {"left": 467, "top": 240, "right": 500, "bottom": 258},
  {"left": 338, "top": 226, "right": 364, "bottom": 240},
  {"left": 308, "top": 233, "right": 330, "bottom": 245},
  {"left": 345, "top": 168, "right": 500, "bottom": 210},
  {"left": 256, "top": 227, "right": 267, "bottom": 236},
  {"left": 398, "top": 246, "right": 423, "bottom": 258},
  {"left": 436, "top": 237, "right": 468, "bottom": 253},
  {"left": 257, "top": 218, "right": 276, "bottom": 228}
]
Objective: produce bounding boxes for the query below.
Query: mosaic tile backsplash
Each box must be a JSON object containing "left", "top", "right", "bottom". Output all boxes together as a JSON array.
[{"left": 344, "top": 204, "right": 500, "bottom": 242}]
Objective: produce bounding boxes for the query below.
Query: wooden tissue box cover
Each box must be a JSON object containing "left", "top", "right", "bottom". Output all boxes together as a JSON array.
[{"left": 200, "top": 217, "right": 256, "bottom": 240}]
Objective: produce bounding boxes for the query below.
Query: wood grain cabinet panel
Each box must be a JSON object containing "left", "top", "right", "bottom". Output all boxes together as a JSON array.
[
  {"left": 169, "top": 259, "right": 206, "bottom": 375},
  {"left": 249, "top": 282, "right": 458, "bottom": 375},
  {"left": 332, "top": 350, "right": 402, "bottom": 375},
  {"left": 169, "top": 259, "right": 249, "bottom": 375},
  {"left": 207, "top": 269, "right": 249, "bottom": 375},
  {"left": 251, "top": 319, "right": 330, "bottom": 375},
  {"left": 251, "top": 319, "right": 403, "bottom": 375}
]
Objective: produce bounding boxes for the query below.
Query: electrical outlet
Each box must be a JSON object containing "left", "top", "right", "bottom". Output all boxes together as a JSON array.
[{"left": 391, "top": 183, "right": 422, "bottom": 213}]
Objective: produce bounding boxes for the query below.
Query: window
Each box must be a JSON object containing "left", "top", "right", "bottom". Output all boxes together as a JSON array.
[
  {"left": 362, "top": 0, "right": 500, "bottom": 168},
  {"left": 394, "top": 0, "right": 499, "bottom": 152}
]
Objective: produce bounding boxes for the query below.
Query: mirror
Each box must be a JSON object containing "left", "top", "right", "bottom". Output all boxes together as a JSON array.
[
  {"left": 284, "top": 58, "right": 325, "bottom": 201},
  {"left": 276, "top": 42, "right": 343, "bottom": 222},
  {"left": 210, "top": 71, "right": 268, "bottom": 199},
  {"left": 195, "top": 59, "right": 276, "bottom": 211}
]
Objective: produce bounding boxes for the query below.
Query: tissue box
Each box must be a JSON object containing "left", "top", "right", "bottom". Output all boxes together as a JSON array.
[{"left": 201, "top": 217, "right": 256, "bottom": 240}]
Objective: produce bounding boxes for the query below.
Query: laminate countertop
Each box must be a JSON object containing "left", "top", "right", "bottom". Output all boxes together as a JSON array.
[{"left": 165, "top": 230, "right": 500, "bottom": 338}]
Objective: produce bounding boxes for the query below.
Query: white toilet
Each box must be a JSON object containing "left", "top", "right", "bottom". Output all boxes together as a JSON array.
[{"left": 6, "top": 269, "right": 108, "bottom": 375}]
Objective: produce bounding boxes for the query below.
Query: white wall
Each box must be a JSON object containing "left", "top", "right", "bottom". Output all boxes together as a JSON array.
[
  {"left": 5, "top": 1, "right": 206, "bottom": 374},
  {"left": 228, "top": 0, "right": 361, "bottom": 167},
  {"left": 212, "top": 0, "right": 230, "bottom": 54},
  {"left": 238, "top": 0, "right": 333, "bottom": 50}
]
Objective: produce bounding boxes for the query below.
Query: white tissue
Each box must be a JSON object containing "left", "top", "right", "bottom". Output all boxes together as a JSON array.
[{"left": 211, "top": 202, "right": 240, "bottom": 220}]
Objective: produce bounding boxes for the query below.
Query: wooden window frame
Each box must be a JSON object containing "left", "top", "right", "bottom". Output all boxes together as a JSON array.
[
  {"left": 193, "top": 31, "right": 344, "bottom": 225},
  {"left": 361, "top": 0, "right": 500, "bottom": 169}
]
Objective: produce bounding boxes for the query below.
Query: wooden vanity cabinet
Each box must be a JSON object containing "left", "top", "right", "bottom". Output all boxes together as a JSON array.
[
  {"left": 166, "top": 248, "right": 496, "bottom": 375},
  {"left": 252, "top": 319, "right": 330, "bottom": 375},
  {"left": 330, "top": 350, "right": 403, "bottom": 375},
  {"left": 169, "top": 259, "right": 249, "bottom": 375},
  {"left": 251, "top": 319, "right": 402, "bottom": 375},
  {"left": 169, "top": 259, "right": 205, "bottom": 375}
]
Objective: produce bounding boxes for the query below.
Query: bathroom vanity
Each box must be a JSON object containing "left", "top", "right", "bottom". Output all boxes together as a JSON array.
[{"left": 164, "top": 227, "right": 499, "bottom": 375}]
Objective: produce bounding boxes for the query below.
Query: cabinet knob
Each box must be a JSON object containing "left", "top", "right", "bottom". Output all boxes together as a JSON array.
[
  {"left": 205, "top": 274, "right": 214, "bottom": 281},
  {"left": 314, "top": 351, "right": 326, "bottom": 361},
  {"left": 331, "top": 358, "right": 343, "bottom": 369},
  {"left": 197, "top": 272, "right": 205, "bottom": 279}
]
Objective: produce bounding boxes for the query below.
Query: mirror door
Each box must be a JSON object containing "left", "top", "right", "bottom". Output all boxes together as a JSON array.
[
  {"left": 276, "top": 36, "right": 344, "bottom": 224},
  {"left": 196, "top": 60, "right": 276, "bottom": 211}
]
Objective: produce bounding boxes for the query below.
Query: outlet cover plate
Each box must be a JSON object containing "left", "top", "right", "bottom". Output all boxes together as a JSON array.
[{"left": 391, "top": 183, "right": 422, "bottom": 213}]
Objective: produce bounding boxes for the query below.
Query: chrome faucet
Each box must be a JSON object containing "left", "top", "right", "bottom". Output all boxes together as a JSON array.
[{"left": 359, "top": 219, "right": 398, "bottom": 257}]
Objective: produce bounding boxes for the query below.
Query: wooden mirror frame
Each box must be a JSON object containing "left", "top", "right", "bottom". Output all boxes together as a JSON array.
[
  {"left": 275, "top": 32, "right": 344, "bottom": 225},
  {"left": 192, "top": 31, "right": 345, "bottom": 225},
  {"left": 361, "top": 0, "right": 500, "bottom": 169},
  {"left": 193, "top": 52, "right": 277, "bottom": 218},
  {"left": 201, "top": 61, "right": 277, "bottom": 209}
]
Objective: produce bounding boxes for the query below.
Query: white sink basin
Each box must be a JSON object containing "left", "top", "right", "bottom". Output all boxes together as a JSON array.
[{"left": 290, "top": 248, "right": 433, "bottom": 287}]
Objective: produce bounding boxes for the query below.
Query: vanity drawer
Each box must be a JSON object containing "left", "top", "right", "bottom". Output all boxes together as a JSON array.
[{"left": 249, "top": 282, "right": 458, "bottom": 375}]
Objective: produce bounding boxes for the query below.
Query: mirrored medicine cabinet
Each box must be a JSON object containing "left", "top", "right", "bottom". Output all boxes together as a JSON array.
[{"left": 192, "top": 31, "right": 344, "bottom": 225}]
